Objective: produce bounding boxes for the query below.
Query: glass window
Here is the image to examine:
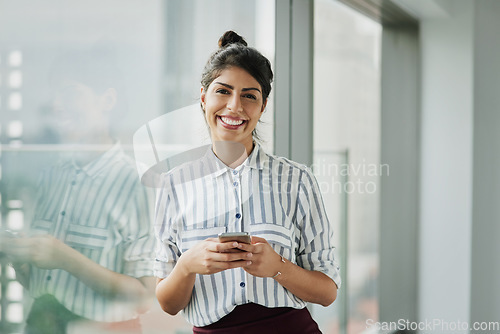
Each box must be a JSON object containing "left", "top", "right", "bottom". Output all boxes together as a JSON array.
[
  {"left": 0, "top": 1, "right": 274, "bottom": 332},
  {"left": 312, "top": 0, "right": 382, "bottom": 333}
]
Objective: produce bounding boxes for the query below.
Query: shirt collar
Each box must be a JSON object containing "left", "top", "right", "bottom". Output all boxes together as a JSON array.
[
  {"left": 61, "top": 142, "right": 124, "bottom": 177},
  {"left": 84, "top": 143, "right": 124, "bottom": 176},
  {"left": 245, "top": 143, "right": 268, "bottom": 170},
  {"left": 202, "top": 143, "right": 268, "bottom": 178}
]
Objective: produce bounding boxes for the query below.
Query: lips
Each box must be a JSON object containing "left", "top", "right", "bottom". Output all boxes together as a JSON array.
[{"left": 217, "top": 115, "right": 247, "bottom": 129}]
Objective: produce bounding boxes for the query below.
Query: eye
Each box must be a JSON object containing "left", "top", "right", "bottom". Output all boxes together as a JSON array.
[
  {"left": 244, "top": 93, "right": 257, "bottom": 100},
  {"left": 216, "top": 88, "right": 230, "bottom": 95}
]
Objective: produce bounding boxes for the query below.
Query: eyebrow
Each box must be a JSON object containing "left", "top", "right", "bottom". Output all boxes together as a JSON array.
[{"left": 214, "top": 82, "right": 261, "bottom": 93}]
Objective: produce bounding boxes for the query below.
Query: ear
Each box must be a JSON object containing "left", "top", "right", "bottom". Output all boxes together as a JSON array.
[
  {"left": 100, "top": 88, "right": 117, "bottom": 112},
  {"left": 200, "top": 86, "right": 206, "bottom": 110},
  {"left": 261, "top": 98, "right": 268, "bottom": 113}
]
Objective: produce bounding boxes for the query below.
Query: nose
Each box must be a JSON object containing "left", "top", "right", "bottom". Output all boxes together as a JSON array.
[{"left": 227, "top": 94, "right": 243, "bottom": 112}]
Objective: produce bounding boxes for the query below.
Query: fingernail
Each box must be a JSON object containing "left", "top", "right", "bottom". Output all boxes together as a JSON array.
[
  {"left": 247, "top": 261, "right": 252, "bottom": 265},
  {"left": 247, "top": 253, "right": 253, "bottom": 258},
  {"left": 233, "top": 242, "right": 238, "bottom": 247}
]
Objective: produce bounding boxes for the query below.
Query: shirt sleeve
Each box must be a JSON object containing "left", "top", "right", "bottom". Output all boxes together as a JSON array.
[
  {"left": 120, "top": 182, "right": 157, "bottom": 278},
  {"left": 29, "top": 169, "right": 49, "bottom": 227},
  {"left": 295, "top": 167, "right": 341, "bottom": 289},
  {"left": 154, "top": 173, "right": 181, "bottom": 278}
]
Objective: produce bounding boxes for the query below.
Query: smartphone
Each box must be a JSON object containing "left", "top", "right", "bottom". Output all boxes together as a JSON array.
[{"left": 218, "top": 232, "right": 251, "bottom": 244}]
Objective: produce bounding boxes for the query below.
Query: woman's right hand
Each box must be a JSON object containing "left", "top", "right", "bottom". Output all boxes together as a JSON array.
[
  {"left": 156, "top": 237, "right": 253, "bottom": 315},
  {"left": 176, "top": 238, "right": 253, "bottom": 276}
]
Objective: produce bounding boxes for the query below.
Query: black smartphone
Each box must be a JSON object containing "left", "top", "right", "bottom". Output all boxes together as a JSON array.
[{"left": 218, "top": 232, "right": 251, "bottom": 244}]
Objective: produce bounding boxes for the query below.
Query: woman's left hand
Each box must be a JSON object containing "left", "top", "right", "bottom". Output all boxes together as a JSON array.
[
  {"left": 237, "top": 236, "right": 338, "bottom": 306},
  {"left": 1, "top": 234, "right": 73, "bottom": 270},
  {"left": 236, "top": 236, "right": 284, "bottom": 278}
]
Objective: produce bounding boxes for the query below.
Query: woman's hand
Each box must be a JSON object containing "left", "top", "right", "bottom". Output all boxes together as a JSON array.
[
  {"left": 176, "top": 237, "right": 253, "bottom": 276},
  {"left": 1, "top": 234, "right": 74, "bottom": 270},
  {"left": 236, "top": 236, "right": 284, "bottom": 278},
  {"left": 156, "top": 237, "right": 253, "bottom": 315},
  {"left": 1, "top": 233, "right": 154, "bottom": 307},
  {"left": 236, "top": 236, "right": 338, "bottom": 306}
]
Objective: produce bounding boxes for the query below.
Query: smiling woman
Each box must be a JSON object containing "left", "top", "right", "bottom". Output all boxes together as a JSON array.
[
  {"left": 154, "top": 31, "right": 341, "bottom": 334},
  {"left": 200, "top": 31, "right": 273, "bottom": 147},
  {"left": 201, "top": 66, "right": 267, "bottom": 155}
]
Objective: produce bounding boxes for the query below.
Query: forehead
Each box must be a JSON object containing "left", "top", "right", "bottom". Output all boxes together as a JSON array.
[
  {"left": 54, "top": 80, "right": 95, "bottom": 96},
  {"left": 210, "top": 67, "right": 261, "bottom": 91}
]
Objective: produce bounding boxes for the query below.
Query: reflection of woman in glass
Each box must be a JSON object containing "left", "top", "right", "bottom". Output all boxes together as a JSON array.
[
  {"left": 154, "top": 31, "right": 341, "bottom": 333},
  {"left": 1, "top": 49, "right": 156, "bottom": 334}
]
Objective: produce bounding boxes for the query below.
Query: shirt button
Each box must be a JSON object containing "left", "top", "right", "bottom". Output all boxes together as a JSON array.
[
  {"left": 240, "top": 282, "right": 245, "bottom": 288},
  {"left": 71, "top": 181, "right": 76, "bottom": 186},
  {"left": 233, "top": 170, "right": 238, "bottom": 175},
  {"left": 46, "top": 275, "right": 52, "bottom": 281},
  {"left": 235, "top": 213, "right": 241, "bottom": 219},
  {"left": 61, "top": 211, "right": 66, "bottom": 216},
  {"left": 233, "top": 181, "right": 238, "bottom": 187}
]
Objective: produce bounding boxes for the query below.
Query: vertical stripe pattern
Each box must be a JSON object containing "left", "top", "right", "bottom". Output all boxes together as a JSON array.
[
  {"left": 154, "top": 145, "right": 341, "bottom": 327},
  {"left": 30, "top": 144, "right": 156, "bottom": 322}
]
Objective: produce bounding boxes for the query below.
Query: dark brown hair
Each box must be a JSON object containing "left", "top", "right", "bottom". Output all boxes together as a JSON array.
[{"left": 201, "top": 31, "right": 273, "bottom": 102}]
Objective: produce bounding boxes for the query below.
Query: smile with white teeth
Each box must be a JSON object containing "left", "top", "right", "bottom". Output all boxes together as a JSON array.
[{"left": 220, "top": 116, "right": 245, "bottom": 126}]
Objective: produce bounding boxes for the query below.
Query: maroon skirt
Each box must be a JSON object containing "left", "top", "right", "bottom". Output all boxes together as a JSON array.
[{"left": 192, "top": 303, "right": 322, "bottom": 334}]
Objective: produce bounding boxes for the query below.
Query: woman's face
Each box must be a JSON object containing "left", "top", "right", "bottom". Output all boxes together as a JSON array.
[
  {"left": 52, "top": 80, "right": 115, "bottom": 144},
  {"left": 201, "top": 66, "right": 267, "bottom": 153}
]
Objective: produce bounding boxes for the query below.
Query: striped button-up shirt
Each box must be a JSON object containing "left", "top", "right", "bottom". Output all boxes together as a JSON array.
[
  {"left": 154, "top": 144, "right": 341, "bottom": 327},
  {"left": 30, "top": 144, "right": 155, "bottom": 321}
]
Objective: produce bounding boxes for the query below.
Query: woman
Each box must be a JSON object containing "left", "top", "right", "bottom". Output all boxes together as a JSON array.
[
  {"left": 1, "top": 49, "right": 155, "bottom": 334},
  {"left": 154, "top": 31, "right": 341, "bottom": 333}
]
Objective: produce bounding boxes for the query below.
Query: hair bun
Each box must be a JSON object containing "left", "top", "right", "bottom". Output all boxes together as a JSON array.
[{"left": 218, "top": 31, "right": 247, "bottom": 48}]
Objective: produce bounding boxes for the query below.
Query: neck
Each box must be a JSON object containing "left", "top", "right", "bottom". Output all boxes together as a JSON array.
[
  {"left": 73, "top": 136, "right": 115, "bottom": 166},
  {"left": 212, "top": 141, "right": 254, "bottom": 169}
]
